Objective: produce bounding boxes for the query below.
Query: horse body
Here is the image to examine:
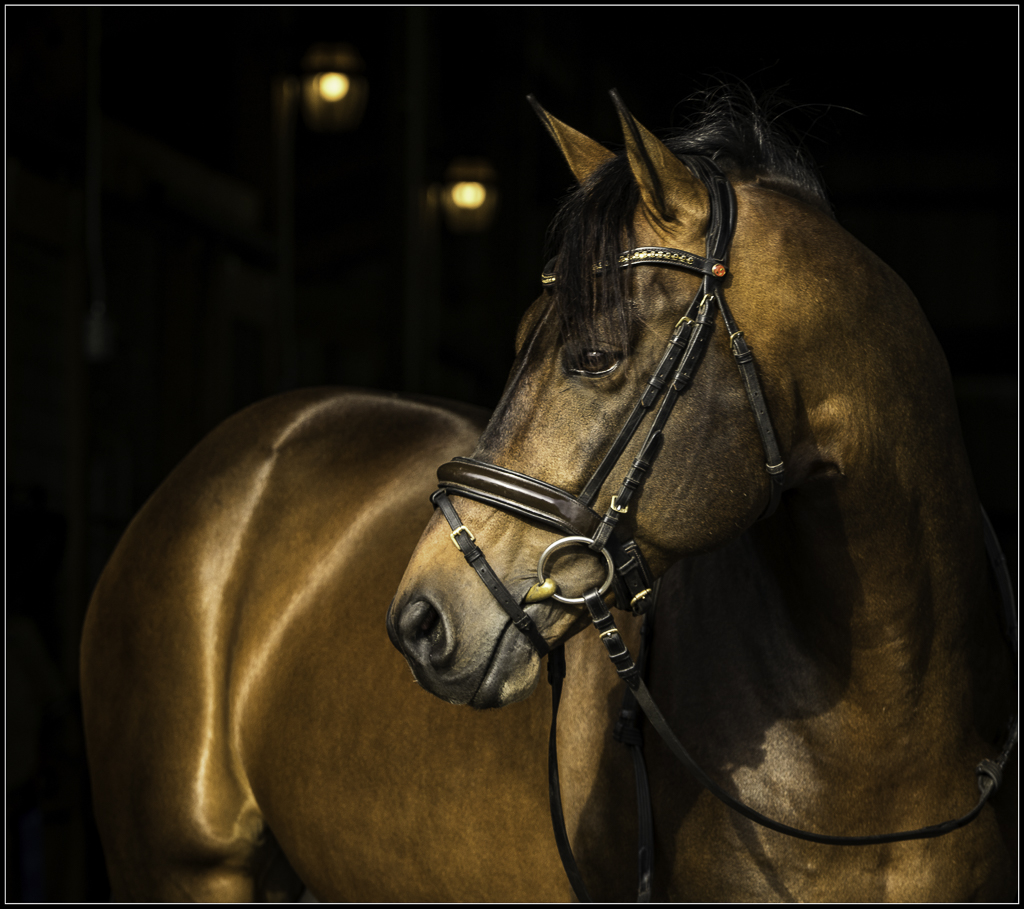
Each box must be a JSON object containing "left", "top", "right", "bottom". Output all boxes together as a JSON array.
[
  {"left": 82, "top": 90, "right": 1016, "bottom": 902},
  {"left": 388, "top": 95, "right": 1016, "bottom": 900},
  {"left": 81, "top": 388, "right": 569, "bottom": 901}
]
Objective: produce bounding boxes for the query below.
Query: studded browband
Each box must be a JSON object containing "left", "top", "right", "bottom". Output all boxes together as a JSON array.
[{"left": 541, "top": 246, "right": 728, "bottom": 286}]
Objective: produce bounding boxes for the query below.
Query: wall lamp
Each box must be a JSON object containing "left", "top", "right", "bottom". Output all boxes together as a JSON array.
[
  {"left": 439, "top": 158, "right": 498, "bottom": 233},
  {"left": 300, "top": 43, "right": 368, "bottom": 132}
]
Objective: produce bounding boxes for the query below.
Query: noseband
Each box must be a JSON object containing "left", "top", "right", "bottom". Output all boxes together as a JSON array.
[{"left": 426, "top": 156, "right": 1017, "bottom": 901}]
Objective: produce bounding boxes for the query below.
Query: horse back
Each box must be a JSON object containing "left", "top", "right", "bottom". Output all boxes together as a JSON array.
[{"left": 82, "top": 389, "right": 565, "bottom": 901}]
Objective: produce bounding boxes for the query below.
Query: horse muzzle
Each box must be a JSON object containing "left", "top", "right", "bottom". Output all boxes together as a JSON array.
[{"left": 387, "top": 589, "right": 541, "bottom": 707}]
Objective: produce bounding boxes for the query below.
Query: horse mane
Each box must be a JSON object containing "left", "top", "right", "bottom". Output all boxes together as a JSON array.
[{"left": 547, "top": 87, "right": 832, "bottom": 358}]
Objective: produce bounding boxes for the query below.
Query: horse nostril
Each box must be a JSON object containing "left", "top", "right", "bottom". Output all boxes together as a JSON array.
[
  {"left": 393, "top": 597, "right": 453, "bottom": 668},
  {"left": 416, "top": 604, "right": 440, "bottom": 638},
  {"left": 401, "top": 599, "right": 440, "bottom": 642}
]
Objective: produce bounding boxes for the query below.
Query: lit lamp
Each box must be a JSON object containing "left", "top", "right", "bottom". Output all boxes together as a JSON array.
[
  {"left": 440, "top": 158, "right": 498, "bottom": 233},
  {"left": 300, "top": 43, "right": 368, "bottom": 132}
]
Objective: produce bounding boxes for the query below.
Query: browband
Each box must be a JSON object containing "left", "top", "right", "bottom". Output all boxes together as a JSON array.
[{"left": 541, "top": 245, "right": 726, "bottom": 286}]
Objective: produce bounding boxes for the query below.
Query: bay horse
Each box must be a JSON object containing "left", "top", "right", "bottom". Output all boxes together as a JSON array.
[
  {"left": 387, "top": 91, "right": 1017, "bottom": 901},
  {"left": 82, "top": 90, "right": 1015, "bottom": 903},
  {"left": 80, "top": 389, "right": 571, "bottom": 901}
]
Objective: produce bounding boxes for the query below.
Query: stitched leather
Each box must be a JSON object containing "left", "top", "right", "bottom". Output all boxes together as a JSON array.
[{"left": 439, "top": 458, "right": 601, "bottom": 538}]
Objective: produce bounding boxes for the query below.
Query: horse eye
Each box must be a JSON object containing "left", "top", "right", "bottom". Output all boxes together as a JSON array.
[{"left": 570, "top": 348, "right": 621, "bottom": 376}]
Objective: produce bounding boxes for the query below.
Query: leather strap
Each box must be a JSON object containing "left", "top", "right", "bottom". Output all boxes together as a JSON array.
[
  {"left": 612, "top": 607, "right": 656, "bottom": 902},
  {"left": 578, "top": 159, "right": 785, "bottom": 549},
  {"left": 583, "top": 590, "right": 641, "bottom": 685},
  {"left": 546, "top": 596, "right": 658, "bottom": 904},
  {"left": 588, "top": 295, "right": 716, "bottom": 552},
  {"left": 609, "top": 538, "right": 657, "bottom": 616},
  {"left": 717, "top": 295, "right": 785, "bottom": 518},
  {"left": 580, "top": 511, "right": 1019, "bottom": 847},
  {"left": 578, "top": 308, "right": 698, "bottom": 508},
  {"left": 628, "top": 674, "right": 1014, "bottom": 845},
  {"left": 541, "top": 157, "right": 784, "bottom": 528},
  {"left": 431, "top": 489, "right": 549, "bottom": 657},
  {"left": 437, "top": 459, "right": 657, "bottom": 619},
  {"left": 546, "top": 646, "right": 594, "bottom": 902}
]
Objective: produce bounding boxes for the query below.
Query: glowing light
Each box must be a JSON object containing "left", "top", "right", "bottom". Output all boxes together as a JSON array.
[
  {"left": 318, "top": 72, "right": 350, "bottom": 102},
  {"left": 450, "top": 181, "right": 487, "bottom": 210}
]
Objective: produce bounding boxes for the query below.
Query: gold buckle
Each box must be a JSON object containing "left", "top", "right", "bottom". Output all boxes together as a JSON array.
[
  {"left": 610, "top": 495, "right": 629, "bottom": 514},
  {"left": 449, "top": 525, "right": 475, "bottom": 550},
  {"left": 629, "top": 588, "right": 653, "bottom": 609}
]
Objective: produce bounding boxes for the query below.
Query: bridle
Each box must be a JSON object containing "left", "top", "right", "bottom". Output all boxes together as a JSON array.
[
  {"left": 428, "top": 156, "right": 1018, "bottom": 901},
  {"left": 433, "top": 155, "right": 782, "bottom": 637}
]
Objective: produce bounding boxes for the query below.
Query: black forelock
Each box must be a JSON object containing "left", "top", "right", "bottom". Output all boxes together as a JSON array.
[{"left": 543, "top": 86, "right": 832, "bottom": 357}]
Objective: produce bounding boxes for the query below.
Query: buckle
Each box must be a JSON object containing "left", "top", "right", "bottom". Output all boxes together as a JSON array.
[{"left": 449, "top": 525, "right": 475, "bottom": 550}]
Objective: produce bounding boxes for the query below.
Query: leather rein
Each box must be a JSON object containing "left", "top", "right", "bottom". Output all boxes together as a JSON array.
[{"left": 429, "top": 156, "right": 1018, "bottom": 901}]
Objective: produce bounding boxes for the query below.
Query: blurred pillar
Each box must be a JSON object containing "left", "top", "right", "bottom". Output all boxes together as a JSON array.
[
  {"left": 402, "top": 8, "right": 437, "bottom": 393},
  {"left": 66, "top": 8, "right": 100, "bottom": 682},
  {"left": 273, "top": 75, "right": 299, "bottom": 390}
]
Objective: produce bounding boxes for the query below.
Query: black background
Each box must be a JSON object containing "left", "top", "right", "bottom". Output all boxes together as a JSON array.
[{"left": 6, "top": 7, "right": 1017, "bottom": 901}]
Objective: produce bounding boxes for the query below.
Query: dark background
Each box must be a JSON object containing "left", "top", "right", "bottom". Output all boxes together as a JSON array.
[{"left": 6, "top": 7, "right": 1017, "bottom": 901}]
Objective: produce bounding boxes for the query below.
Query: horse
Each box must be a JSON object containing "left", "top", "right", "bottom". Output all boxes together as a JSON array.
[
  {"left": 386, "top": 90, "right": 1018, "bottom": 901},
  {"left": 79, "top": 388, "right": 573, "bottom": 901}
]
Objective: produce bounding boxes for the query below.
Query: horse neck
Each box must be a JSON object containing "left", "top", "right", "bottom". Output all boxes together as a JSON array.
[
  {"left": 729, "top": 416, "right": 1007, "bottom": 737},
  {"left": 654, "top": 327, "right": 1009, "bottom": 753},
  {"left": 708, "top": 205, "right": 1012, "bottom": 730}
]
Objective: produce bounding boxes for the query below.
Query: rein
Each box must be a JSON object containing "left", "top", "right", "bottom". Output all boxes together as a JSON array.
[{"left": 428, "top": 156, "right": 1018, "bottom": 901}]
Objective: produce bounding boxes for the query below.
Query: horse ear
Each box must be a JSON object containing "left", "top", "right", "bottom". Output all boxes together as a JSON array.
[
  {"left": 610, "top": 89, "right": 703, "bottom": 224},
  {"left": 528, "top": 95, "right": 615, "bottom": 185}
]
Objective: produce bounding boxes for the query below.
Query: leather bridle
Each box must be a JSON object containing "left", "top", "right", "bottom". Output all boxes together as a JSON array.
[
  {"left": 427, "top": 156, "right": 1018, "bottom": 901},
  {"left": 434, "top": 156, "right": 782, "bottom": 636}
]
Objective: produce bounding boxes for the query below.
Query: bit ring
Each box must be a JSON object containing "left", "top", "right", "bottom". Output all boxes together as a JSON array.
[{"left": 536, "top": 535, "right": 615, "bottom": 605}]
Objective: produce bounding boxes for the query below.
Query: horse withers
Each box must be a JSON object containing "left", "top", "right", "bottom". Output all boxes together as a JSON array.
[
  {"left": 80, "top": 389, "right": 570, "bottom": 901},
  {"left": 387, "top": 93, "right": 1017, "bottom": 900}
]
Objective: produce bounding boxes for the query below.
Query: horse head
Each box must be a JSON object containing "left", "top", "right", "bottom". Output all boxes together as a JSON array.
[{"left": 387, "top": 90, "right": 980, "bottom": 713}]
